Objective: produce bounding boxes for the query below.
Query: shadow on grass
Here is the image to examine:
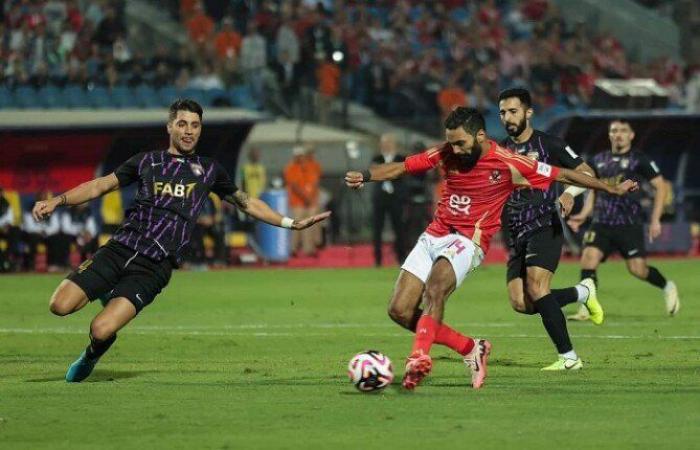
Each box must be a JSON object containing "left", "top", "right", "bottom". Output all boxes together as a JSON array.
[{"left": 25, "top": 369, "right": 149, "bottom": 383}]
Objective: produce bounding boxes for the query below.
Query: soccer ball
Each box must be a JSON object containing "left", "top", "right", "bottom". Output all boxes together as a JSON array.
[{"left": 347, "top": 350, "right": 394, "bottom": 392}]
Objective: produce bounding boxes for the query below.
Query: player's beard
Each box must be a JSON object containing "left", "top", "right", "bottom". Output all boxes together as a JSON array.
[
  {"left": 457, "top": 146, "right": 482, "bottom": 168},
  {"left": 505, "top": 117, "right": 527, "bottom": 137},
  {"left": 173, "top": 137, "right": 197, "bottom": 155}
]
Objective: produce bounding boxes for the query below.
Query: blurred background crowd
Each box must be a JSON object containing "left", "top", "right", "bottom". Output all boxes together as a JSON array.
[{"left": 1, "top": 0, "right": 698, "bottom": 271}]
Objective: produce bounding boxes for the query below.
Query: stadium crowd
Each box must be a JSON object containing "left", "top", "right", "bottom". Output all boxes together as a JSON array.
[{"left": 1, "top": 0, "right": 697, "bottom": 120}]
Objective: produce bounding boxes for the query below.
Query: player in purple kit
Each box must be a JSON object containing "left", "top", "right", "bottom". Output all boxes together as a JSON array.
[
  {"left": 32, "top": 99, "right": 329, "bottom": 382},
  {"left": 567, "top": 119, "right": 680, "bottom": 319}
]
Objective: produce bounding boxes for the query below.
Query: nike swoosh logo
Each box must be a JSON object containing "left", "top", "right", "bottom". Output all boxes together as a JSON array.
[
  {"left": 564, "top": 360, "right": 579, "bottom": 369},
  {"left": 525, "top": 253, "right": 537, "bottom": 259},
  {"left": 135, "top": 293, "right": 144, "bottom": 305},
  {"left": 628, "top": 249, "right": 638, "bottom": 255},
  {"left": 151, "top": 163, "right": 163, "bottom": 167}
]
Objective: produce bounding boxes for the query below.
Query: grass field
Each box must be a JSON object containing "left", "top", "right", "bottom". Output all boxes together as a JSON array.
[{"left": 1, "top": 260, "right": 698, "bottom": 449}]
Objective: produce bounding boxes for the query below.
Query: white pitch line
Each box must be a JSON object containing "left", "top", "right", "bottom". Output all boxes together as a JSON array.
[{"left": 0, "top": 327, "right": 698, "bottom": 340}]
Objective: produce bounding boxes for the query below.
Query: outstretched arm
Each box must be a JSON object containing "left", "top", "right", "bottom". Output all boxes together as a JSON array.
[
  {"left": 556, "top": 168, "right": 637, "bottom": 196},
  {"left": 345, "top": 162, "right": 406, "bottom": 189},
  {"left": 32, "top": 174, "right": 120, "bottom": 221},
  {"left": 225, "top": 190, "right": 330, "bottom": 230}
]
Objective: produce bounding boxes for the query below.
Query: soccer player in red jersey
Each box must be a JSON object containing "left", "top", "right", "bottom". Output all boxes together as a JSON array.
[{"left": 345, "top": 107, "right": 637, "bottom": 390}]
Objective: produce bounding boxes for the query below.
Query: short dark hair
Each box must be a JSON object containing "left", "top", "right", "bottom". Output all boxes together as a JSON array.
[
  {"left": 444, "top": 107, "right": 486, "bottom": 135},
  {"left": 498, "top": 87, "right": 532, "bottom": 108},
  {"left": 168, "top": 98, "right": 203, "bottom": 121},
  {"left": 609, "top": 118, "right": 633, "bottom": 130}
]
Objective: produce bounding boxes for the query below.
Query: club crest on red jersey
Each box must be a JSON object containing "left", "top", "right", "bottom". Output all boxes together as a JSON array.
[
  {"left": 489, "top": 170, "right": 502, "bottom": 184},
  {"left": 189, "top": 163, "right": 204, "bottom": 176}
]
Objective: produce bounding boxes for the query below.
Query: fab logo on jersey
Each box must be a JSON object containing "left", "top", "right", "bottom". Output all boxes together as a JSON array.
[{"left": 153, "top": 181, "right": 197, "bottom": 198}]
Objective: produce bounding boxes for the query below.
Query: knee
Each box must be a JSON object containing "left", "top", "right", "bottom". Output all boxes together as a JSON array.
[
  {"left": 90, "top": 317, "right": 115, "bottom": 342},
  {"left": 387, "top": 304, "right": 414, "bottom": 329},
  {"left": 49, "top": 290, "right": 73, "bottom": 316},
  {"left": 509, "top": 295, "right": 533, "bottom": 314}
]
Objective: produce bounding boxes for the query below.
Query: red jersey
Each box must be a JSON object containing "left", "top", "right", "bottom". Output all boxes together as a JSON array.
[{"left": 404, "top": 140, "right": 560, "bottom": 254}]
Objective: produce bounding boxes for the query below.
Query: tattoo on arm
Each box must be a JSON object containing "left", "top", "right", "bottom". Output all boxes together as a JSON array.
[{"left": 230, "top": 191, "right": 250, "bottom": 210}]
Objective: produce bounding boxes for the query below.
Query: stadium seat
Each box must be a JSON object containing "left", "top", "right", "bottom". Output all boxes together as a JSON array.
[
  {"left": 206, "top": 88, "right": 231, "bottom": 107},
  {"left": 133, "top": 84, "right": 161, "bottom": 108},
  {"left": 111, "top": 86, "right": 138, "bottom": 108},
  {"left": 158, "top": 86, "right": 180, "bottom": 107},
  {"left": 88, "top": 86, "right": 112, "bottom": 108},
  {"left": 38, "top": 86, "right": 65, "bottom": 109},
  {"left": 180, "top": 88, "right": 210, "bottom": 107},
  {"left": 14, "top": 86, "right": 41, "bottom": 109},
  {"left": 228, "top": 86, "right": 256, "bottom": 110},
  {"left": 0, "top": 86, "right": 16, "bottom": 109},
  {"left": 64, "top": 86, "right": 91, "bottom": 109}
]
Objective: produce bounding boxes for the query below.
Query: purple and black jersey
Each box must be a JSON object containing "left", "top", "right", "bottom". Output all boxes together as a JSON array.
[
  {"left": 501, "top": 130, "right": 583, "bottom": 239},
  {"left": 591, "top": 149, "right": 660, "bottom": 226},
  {"left": 111, "top": 150, "right": 238, "bottom": 266}
]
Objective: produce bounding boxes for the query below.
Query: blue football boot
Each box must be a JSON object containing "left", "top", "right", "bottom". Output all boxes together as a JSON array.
[{"left": 65, "top": 351, "right": 98, "bottom": 382}]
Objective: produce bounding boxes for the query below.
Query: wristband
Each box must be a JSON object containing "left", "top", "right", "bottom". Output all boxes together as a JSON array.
[
  {"left": 361, "top": 169, "right": 372, "bottom": 182},
  {"left": 280, "top": 217, "right": 294, "bottom": 229},
  {"left": 563, "top": 185, "right": 587, "bottom": 197}
]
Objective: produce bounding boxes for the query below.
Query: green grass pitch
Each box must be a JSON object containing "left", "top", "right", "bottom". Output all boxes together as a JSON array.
[{"left": 1, "top": 260, "right": 698, "bottom": 449}]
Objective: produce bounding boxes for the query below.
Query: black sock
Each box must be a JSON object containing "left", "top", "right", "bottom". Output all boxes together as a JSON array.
[
  {"left": 552, "top": 287, "right": 579, "bottom": 307},
  {"left": 534, "top": 294, "right": 573, "bottom": 354},
  {"left": 85, "top": 333, "right": 117, "bottom": 360},
  {"left": 581, "top": 269, "right": 597, "bottom": 287},
  {"left": 646, "top": 266, "right": 667, "bottom": 289}
]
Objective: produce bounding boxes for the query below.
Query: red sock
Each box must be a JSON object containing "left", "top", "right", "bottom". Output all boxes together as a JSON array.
[
  {"left": 411, "top": 315, "right": 439, "bottom": 356},
  {"left": 435, "top": 323, "right": 475, "bottom": 356}
]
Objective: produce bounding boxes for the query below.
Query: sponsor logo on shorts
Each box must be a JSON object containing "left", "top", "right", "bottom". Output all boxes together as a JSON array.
[
  {"left": 525, "top": 253, "right": 538, "bottom": 259},
  {"left": 628, "top": 249, "right": 638, "bottom": 256},
  {"left": 135, "top": 293, "right": 144, "bottom": 305},
  {"left": 77, "top": 259, "right": 93, "bottom": 273}
]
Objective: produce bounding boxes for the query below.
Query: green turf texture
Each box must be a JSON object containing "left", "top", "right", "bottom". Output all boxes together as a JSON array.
[{"left": 0, "top": 260, "right": 698, "bottom": 449}]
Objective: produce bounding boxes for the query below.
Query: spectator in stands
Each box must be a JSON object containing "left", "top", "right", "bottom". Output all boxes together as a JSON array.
[
  {"left": 241, "top": 147, "right": 267, "bottom": 199},
  {"left": 239, "top": 21, "right": 267, "bottom": 108},
  {"left": 214, "top": 16, "right": 241, "bottom": 61},
  {"left": 371, "top": 133, "right": 407, "bottom": 267},
  {"left": 21, "top": 190, "right": 61, "bottom": 271},
  {"left": 0, "top": 186, "right": 20, "bottom": 272},
  {"left": 188, "top": 62, "right": 224, "bottom": 90},
  {"left": 57, "top": 203, "right": 97, "bottom": 266},
  {"left": 186, "top": 1, "right": 214, "bottom": 47},
  {"left": 93, "top": 6, "right": 124, "bottom": 50},
  {"left": 270, "top": 49, "right": 302, "bottom": 115},
  {"left": 315, "top": 55, "right": 341, "bottom": 124},
  {"left": 284, "top": 144, "right": 322, "bottom": 257},
  {"left": 275, "top": 19, "right": 300, "bottom": 65}
]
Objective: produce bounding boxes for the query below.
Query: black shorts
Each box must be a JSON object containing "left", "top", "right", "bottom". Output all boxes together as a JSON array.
[
  {"left": 66, "top": 240, "right": 173, "bottom": 313},
  {"left": 506, "top": 225, "right": 563, "bottom": 282},
  {"left": 583, "top": 223, "right": 646, "bottom": 261}
]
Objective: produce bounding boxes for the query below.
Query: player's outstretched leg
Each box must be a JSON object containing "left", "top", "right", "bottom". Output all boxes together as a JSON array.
[
  {"left": 402, "top": 259, "right": 455, "bottom": 390},
  {"left": 552, "top": 279, "right": 603, "bottom": 324},
  {"left": 66, "top": 298, "right": 137, "bottom": 382}
]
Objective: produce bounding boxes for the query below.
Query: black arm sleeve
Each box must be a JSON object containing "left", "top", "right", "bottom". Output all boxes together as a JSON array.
[
  {"left": 114, "top": 153, "right": 144, "bottom": 187},
  {"left": 211, "top": 161, "right": 239, "bottom": 199},
  {"left": 637, "top": 154, "right": 662, "bottom": 181},
  {"left": 550, "top": 137, "right": 584, "bottom": 169}
]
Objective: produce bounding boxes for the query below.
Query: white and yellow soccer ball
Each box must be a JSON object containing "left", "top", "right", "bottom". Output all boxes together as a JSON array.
[{"left": 347, "top": 350, "right": 394, "bottom": 392}]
